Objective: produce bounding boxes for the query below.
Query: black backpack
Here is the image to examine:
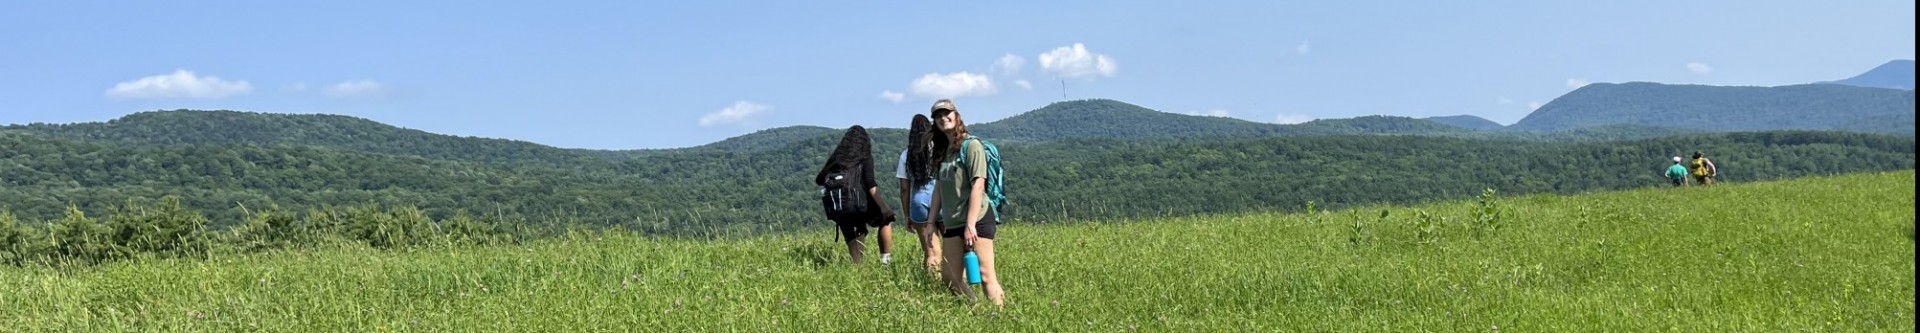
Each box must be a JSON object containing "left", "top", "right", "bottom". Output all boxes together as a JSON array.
[
  {"left": 819, "top": 170, "right": 869, "bottom": 222},
  {"left": 816, "top": 126, "right": 873, "bottom": 223}
]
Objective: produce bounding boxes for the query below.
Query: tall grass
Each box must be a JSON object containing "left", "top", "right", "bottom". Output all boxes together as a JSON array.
[{"left": 2, "top": 171, "right": 1912, "bottom": 332}]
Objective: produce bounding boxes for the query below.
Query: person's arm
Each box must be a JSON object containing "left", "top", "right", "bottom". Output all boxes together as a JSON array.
[
  {"left": 897, "top": 151, "right": 911, "bottom": 223},
  {"left": 899, "top": 179, "right": 912, "bottom": 222},
  {"left": 928, "top": 180, "right": 943, "bottom": 228},
  {"left": 863, "top": 154, "right": 893, "bottom": 221},
  {"left": 964, "top": 177, "right": 986, "bottom": 245},
  {"left": 962, "top": 141, "right": 989, "bottom": 245},
  {"left": 1706, "top": 158, "right": 1718, "bottom": 176}
]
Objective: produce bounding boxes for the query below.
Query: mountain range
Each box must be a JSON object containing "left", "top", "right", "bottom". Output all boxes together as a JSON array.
[{"left": 0, "top": 60, "right": 1912, "bottom": 236}]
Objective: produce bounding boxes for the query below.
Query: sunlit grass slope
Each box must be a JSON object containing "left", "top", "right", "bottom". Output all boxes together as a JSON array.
[{"left": 3, "top": 171, "right": 1912, "bottom": 332}]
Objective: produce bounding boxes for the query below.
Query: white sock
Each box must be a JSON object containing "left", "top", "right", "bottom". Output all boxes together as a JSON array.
[{"left": 879, "top": 253, "right": 893, "bottom": 265}]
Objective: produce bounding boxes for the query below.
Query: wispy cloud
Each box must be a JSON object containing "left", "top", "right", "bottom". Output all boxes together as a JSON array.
[
  {"left": 1686, "top": 62, "right": 1714, "bottom": 74},
  {"left": 1295, "top": 40, "right": 1312, "bottom": 55},
  {"left": 699, "top": 101, "right": 770, "bottom": 127},
  {"left": 1013, "top": 80, "right": 1033, "bottom": 91},
  {"left": 991, "top": 54, "right": 1025, "bottom": 76},
  {"left": 1274, "top": 113, "right": 1315, "bottom": 124},
  {"left": 105, "top": 69, "right": 252, "bottom": 99},
  {"left": 1528, "top": 101, "right": 1544, "bottom": 111},
  {"left": 323, "top": 80, "right": 387, "bottom": 98},
  {"left": 1038, "top": 43, "right": 1118, "bottom": 79},
  {"left": 878, "top": 90, "right": 905, "bottom": 103},
  {"left": 1566, "top": 78, "right": 1590, "bottom": 89},
  {"left": 1498, "top": 97, "right": 1514, "bottom": 105},
  {"left": 910, "top": 72, "right": 997, "bottom": 98}
]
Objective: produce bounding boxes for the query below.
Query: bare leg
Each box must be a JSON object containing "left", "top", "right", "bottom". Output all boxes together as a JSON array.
[
  {"left": 845, "top": 238, "right": 864, "bottom": 263},
  {"left": 974, "top": 238, "right": 1005, "bottom": 306},
  {"left": 940, "top": 237, "right": 974, "bottom": 300},
  {"left": 913, "top": 223, "right": 944, "bottom": 271},
  {"left": 878, "top": 224, "right": 894, "bottom": 258}
]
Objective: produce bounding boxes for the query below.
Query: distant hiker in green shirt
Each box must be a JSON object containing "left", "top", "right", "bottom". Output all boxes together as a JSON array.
[{"left": 1665, "top": 156, "right": 1689, "bottom": 187}]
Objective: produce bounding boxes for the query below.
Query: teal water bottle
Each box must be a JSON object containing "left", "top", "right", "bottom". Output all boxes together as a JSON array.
[{"left": 964, "top": 251, "right": 982, "bottom": 284}]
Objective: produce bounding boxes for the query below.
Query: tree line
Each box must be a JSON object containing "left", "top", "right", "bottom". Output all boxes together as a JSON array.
[{"left": 2, "top": 129, "right": 1911, "bottom": 243}]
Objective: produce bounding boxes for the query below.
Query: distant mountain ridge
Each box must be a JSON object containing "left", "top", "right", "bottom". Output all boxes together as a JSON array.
[
  {"left": 1509, "top": 82, "right": 1915, "bottom": 135},
  {"left": 3, "top": 99, "right": 1703, "bottom": 168},
  {"left": 0, "top": 110, "right": 618, "bottom": 170},
  {"left": 969, "top": 99, "right": 1291, "bottom": 142},
  {"left": 1825, "top": 60, "right": 1914, "bottom": 90},
  {"left": 1423, "top": 115, "right": 1504, "bottom": 131},
  {"left": 971, "top": 99, "right": 1470, "bottom": 142}
]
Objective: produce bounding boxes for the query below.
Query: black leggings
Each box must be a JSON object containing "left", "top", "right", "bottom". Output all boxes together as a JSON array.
[{"left": 941, "top": 210, "right": 999, "bottom": 239}]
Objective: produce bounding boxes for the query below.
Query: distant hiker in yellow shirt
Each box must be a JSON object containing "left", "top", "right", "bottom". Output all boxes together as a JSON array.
[{"left": 1690, "top": 151, "right": 1718, "bottom": 187}]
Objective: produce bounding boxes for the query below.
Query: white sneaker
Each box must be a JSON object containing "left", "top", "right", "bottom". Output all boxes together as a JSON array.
[{"left": 879, "top": 253, "right": 893, "bottom": 265}]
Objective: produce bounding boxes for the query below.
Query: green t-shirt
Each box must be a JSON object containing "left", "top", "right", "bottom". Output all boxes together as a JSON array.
[
  {"left": 1665, "top": 163, "right": 1689, "bottom": 180},
  {"left": 936, "top": 139, "right": 990, "bottom": 230}
]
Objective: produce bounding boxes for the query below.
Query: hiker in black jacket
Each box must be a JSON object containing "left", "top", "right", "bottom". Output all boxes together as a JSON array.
[{"left": 814, "top": 125, "right": 896, "bottom": 264}]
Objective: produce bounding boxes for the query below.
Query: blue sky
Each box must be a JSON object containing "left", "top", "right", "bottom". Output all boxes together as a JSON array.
[{"left": 2, "top": 1, "right": 1912, "bottom": 149}]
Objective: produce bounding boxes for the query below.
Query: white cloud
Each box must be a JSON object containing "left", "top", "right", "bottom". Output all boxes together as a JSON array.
[
  {"left": 1528, "top": 101, "right": 1544, "bottom": 111},
  {"left": 878, "top": 90, "right": 905, "bottom": 103},
  {"left": 290, "top": 83, "right": 309, "bottom": 92},
  {"left": 105, "top": 69, "right": 252, "bottom": 99},
  {"left": 910, "top": 72, "right": 997, "bottom": 98},
  {"left": 1189, "top": 109, "right": 1232, "bottom": 117},
  {"left": 1014, "top": 80, "right": 1033, "bottom": 91},
  {"left": 1498, "top": 97, "right": 1514, "bottom": 105},
  {"left": 1686, "top": 62, "right": 1713, "bottom": 74},
  {"left": 323, "top": 80, "right": 387, "bottom": 98},
  {"left": 1274, "top": 113, "right": 1315, "bottom": 124},
  {"left": 699, "top": 101, "right": 771, "bottom": 127},
  {"left": 1566, "top": 78, "right": 1590, "bottom": 89},
  {"left": 991, "top": 54, "right": 1026, "bottom": 76},
  {"left": 1295, "top": 40, "right": 1312, "bottom": 55},
  {"left": 1038, "top": 43, "right": 1118, "bottom": 79}
]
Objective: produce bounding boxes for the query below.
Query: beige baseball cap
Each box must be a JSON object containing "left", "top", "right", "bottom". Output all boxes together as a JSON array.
[{"left": 930, "top": 99, "right": 957, "bottom": 116}]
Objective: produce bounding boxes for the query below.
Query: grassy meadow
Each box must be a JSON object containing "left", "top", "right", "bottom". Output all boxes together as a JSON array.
[{"left": 1, "top": 171, "right": 1913, "bottom": 332}]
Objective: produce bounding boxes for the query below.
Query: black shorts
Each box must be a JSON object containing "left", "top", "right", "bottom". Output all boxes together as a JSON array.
[
  {"left": 836, "top": 212, "right": 891, "bottom": 240},
  {"left": 1670, "top": 178, "right": 1684, "bottom": 186},
  {"left": 941, "top": 210, "right": 999, "bottom": 240}
]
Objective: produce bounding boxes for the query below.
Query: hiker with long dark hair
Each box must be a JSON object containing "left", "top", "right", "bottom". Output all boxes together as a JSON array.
[
  {"left": 925, "top": 99, "right": 1007, "bottom": 306},
  {"left": 897, "top": 114, "right": 942, "bottom": 270},
  {"left": 814, "top": 125, "right": 895, "bottom": 263}
]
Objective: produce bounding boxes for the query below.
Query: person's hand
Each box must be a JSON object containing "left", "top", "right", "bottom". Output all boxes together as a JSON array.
[{"left": 965, "top": 225, "right": 978, "bottom": 246}]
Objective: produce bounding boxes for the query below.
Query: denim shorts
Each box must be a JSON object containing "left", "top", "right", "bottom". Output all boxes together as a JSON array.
[{"left": 907, "top": 180, "right": 935, "bottom": 224}]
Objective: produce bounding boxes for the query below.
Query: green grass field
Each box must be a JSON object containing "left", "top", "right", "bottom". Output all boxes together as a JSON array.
[{"left": 2, "top": 171, "right": 1913, "bottom": 332}]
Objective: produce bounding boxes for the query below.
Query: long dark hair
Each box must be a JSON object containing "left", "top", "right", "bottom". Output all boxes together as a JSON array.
[
  {"left": 929, "top": 121, "right": 951, "bottom": 171},
  {"left": 906, "top": 115, "right": 936, "bottom": 181},
  {"left": 814, "top": 125, "right": 871, "bottom": 186}
]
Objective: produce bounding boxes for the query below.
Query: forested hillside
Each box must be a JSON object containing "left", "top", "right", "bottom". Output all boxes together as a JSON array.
[{"left": 2, "top": 127, "right": 1909, "bottom": 237}]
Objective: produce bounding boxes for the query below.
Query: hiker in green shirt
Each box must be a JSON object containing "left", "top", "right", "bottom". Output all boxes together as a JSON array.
[
  {"left": 1665, "top": 156, "right": 1689, "bottom": 187},
  {"left": 926, "top": 99, "right": 1006, "bottom": 306}
]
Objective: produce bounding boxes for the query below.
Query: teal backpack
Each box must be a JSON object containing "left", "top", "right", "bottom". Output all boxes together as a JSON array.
[{"left": 958, "top": 137, "right": 1007, "bottom": 218}]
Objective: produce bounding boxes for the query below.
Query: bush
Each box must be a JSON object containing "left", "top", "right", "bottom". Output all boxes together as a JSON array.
[
  {"left": 230, "top": 204, "right": 309, "bottom": 252},
  {"left": 0, "top": 209, "right": 46, "bottom": 265},
  {"left": 47, "top": 206, "right": 112, "bottom": 265}
]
